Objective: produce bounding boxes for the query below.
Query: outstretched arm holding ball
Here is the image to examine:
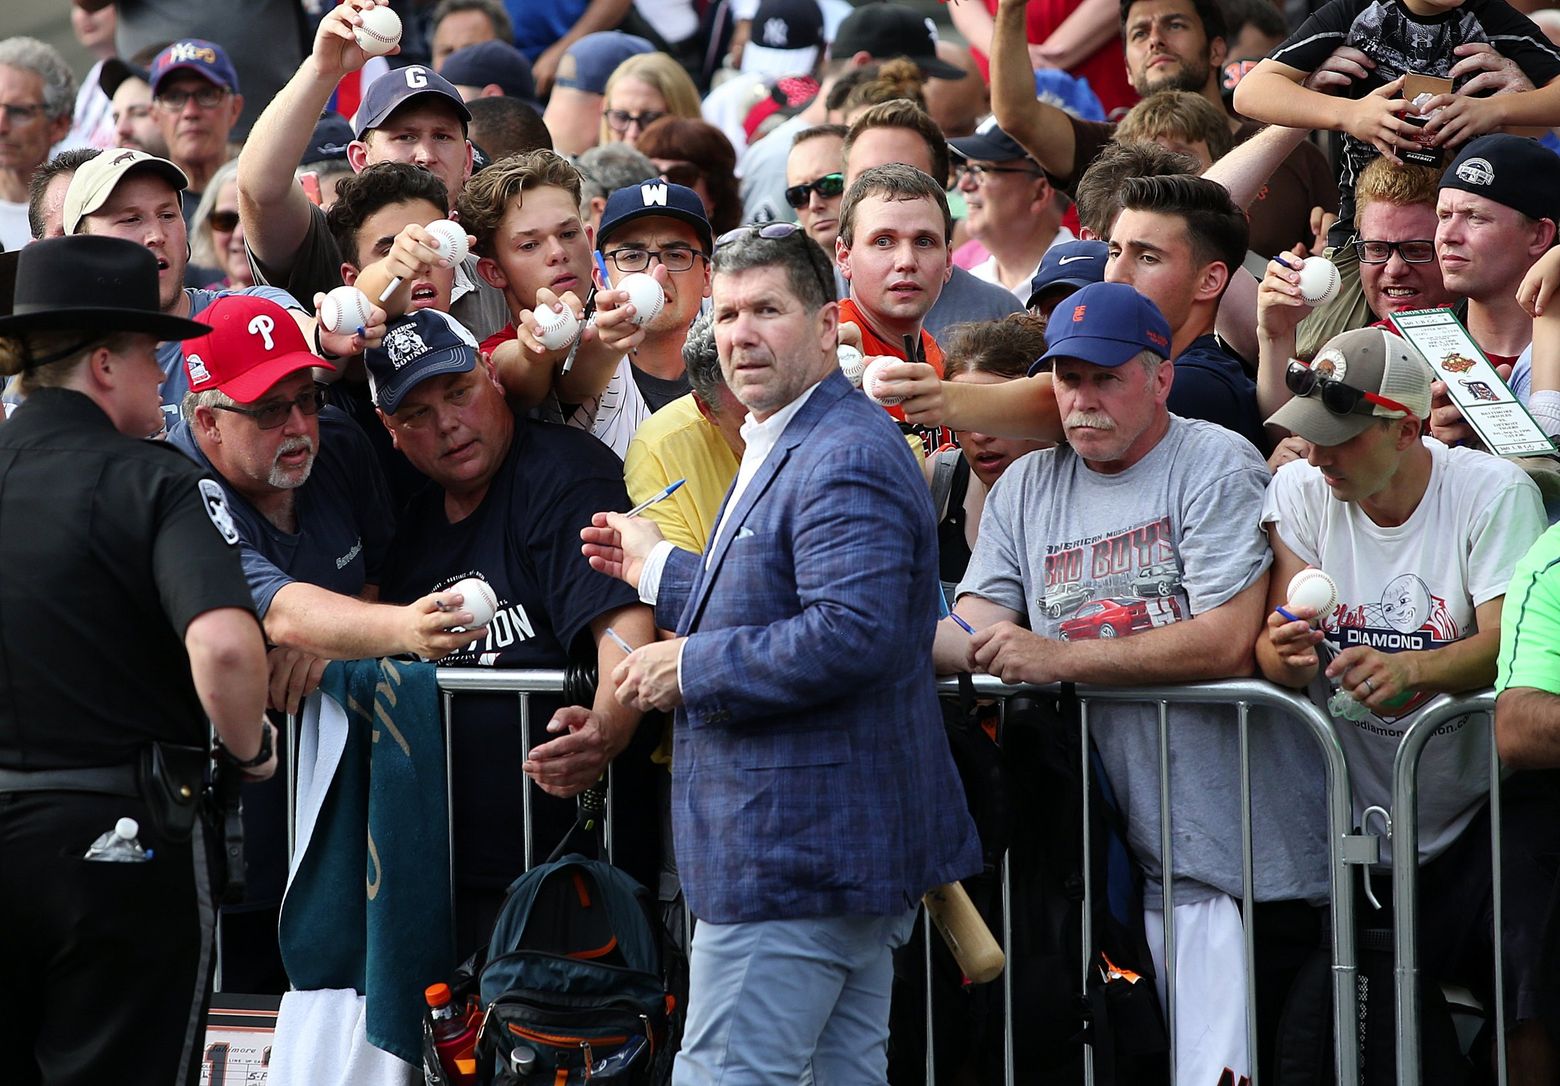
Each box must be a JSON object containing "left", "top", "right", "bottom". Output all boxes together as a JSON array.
[{"left": 238, "top": 0, "right": 400, "bottom": 281}]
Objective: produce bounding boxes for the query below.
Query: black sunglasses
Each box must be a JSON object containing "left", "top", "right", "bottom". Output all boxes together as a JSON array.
[
  {"left": 1284, "top": 360, "right": 1411, "bottom": 417},
  {"left": 784, "top": 172, "right": 845, "bottom": 209},
  {"left": 214, "top": 386, "right": 326, "bottom": 430},
  {"left": 208, "top": 209, "right": 240, "bottom": 233},
  {"left": 715, "top": 222, "right": 835, "bottom": 300}
]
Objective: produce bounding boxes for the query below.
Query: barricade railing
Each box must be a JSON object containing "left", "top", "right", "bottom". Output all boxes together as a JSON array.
[
  {"left": 1390, "top": 690, "right": 1503, "bottom": 1086},
  {"left": 277, "top": 668, "right": 1506, "bottom": 1086},
  {"left": 938, "top": 675, "right": 1361, "bottom": 1086}
]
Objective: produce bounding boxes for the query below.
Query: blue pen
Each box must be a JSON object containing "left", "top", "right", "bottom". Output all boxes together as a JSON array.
[
  {"left": 1274, "top": 605, "right": 1302, "bottom": 624},
  {"left": 625, "top": 478, "right": 685, "bottom": 517},
  {"left": 594, "top": 251, "right": 611, "bottom": 290},
  {"left": 936, "top": 584, "right": 977, "bottom": 635}
]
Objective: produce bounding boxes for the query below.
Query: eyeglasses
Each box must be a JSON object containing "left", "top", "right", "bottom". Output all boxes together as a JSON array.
[
  {"left": 208, "top": 209, "right": 240, "bottom": 233},
  {"left": 784, "top": 173, "right": 845, "bottom": 209},
  {"left": 603, "top": 246, "right": 705, "bottom": 273},
  {"left": 155, "top": 86, "right": 229, "bottom": 111},
  {"left": 715, "top": 222, "right": 834, "bottom": 301},
  {"left": 1352, "top": 238, "right": 1436, "bottom": 265},
  {"left": 604, "top": 108, "right": 666, "bottom": 133},
  {"left": 952, "top": 163, "right": 1042, "bottom": 186},
  {"left": 214, "top": 386, "right": 325, "bottom": 429},
  {"left": 1284, "top": 360, "right": 1412, "bottom": 417},
  {"left": 0, "top": 102, "right": 47, "bottom": 126}
]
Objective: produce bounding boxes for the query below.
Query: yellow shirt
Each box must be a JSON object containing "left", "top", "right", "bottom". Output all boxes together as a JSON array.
[{"left": 623, "top": 393, "right": 740, "bottom": 556}]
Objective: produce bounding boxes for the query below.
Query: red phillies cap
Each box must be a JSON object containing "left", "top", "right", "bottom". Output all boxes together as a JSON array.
[{"left": 182, "top": 295, "right": 319, "bottom": 403}]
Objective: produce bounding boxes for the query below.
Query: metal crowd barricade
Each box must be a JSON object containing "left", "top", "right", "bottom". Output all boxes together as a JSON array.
[
  {"left": 933, "top": 676, "right": 1363, "bottom": 1086},
  {"left": 277, "top": 668, "right": 1507, "bottom": 1085},
  {"left": 1390, "top": 691, "right": 1504, "bottom": 1086}
]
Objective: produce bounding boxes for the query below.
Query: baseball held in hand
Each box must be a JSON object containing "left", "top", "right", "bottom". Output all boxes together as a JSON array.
[
  {"left": 1286, "top": 568, "right": 1338, "bottom": 624},
  {"left": 319, "top": 285, "right": 373, "bottom": 335},
  {"left": 353, "top": 5, "right": 402, "bottom": 55},
  {"left": 863, "top": 357, "right": 904, "bottom": 406},
  {"left": 448, "top": 578, "right": 498, "bottom": 629},
  {"left": 534, "top": 304, "right": 580, "bottom": 350},
  {"left": 837, "top": 344, "right": 866, "bottom": 387},
  {"left": 425, "top": 219, "right": 469, "bottom": 267},
  {"left": 1297, "top": 257, "right": 1340, "bottom": 306},
  {"left": 617, "top": 273, "right": 665, "bottom": 326}
]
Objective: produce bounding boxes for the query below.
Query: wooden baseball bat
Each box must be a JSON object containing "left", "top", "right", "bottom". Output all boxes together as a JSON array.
[{"left": 922, "top": 881, "right": 1004, "bottom": 983}]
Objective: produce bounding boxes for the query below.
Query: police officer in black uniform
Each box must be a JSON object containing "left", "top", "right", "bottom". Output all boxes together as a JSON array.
[{"left": 0, "top": 235, "right": 271, "bottom": 1086}]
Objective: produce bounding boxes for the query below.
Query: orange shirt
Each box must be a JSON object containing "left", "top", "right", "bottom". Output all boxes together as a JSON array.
[{"left": 839, "top": 299, "right": 952, "bottom": 455}]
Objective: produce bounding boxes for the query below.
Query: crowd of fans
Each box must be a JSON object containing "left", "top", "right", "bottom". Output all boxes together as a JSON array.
[{"left": 8, "top": 0, "right": 1560, "bottom": 1078}]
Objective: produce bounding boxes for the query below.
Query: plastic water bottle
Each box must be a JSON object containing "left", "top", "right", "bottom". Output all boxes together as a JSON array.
[
  {"left": 1328, "top": 686, "right": 1372, "bottom": 722},
  {"left": 83, "top": 817, "right": 150, "bottom": 862},
  {"left": 425, "top": 983, "right": 477, "bottom": 1084}
]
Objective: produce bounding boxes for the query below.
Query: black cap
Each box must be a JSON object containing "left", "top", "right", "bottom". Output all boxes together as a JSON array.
[
  {"left": 441, "top": 40, "right": 537, "bottom": 103},
  {"left": 1441, "top": 135, "right": 1560, "bottom": 224},
  {"left": 98, "top": 57, "right": 149, "bottom": 100},
  {"left": 302, "top": 112, "right": 354, "bottom": 166},
  {"left": 950, "top": 115, "right": 1034, "bottom": 163},
  {"left": 0, "top": 236, "right": 210, "bottom": 341},
  {"left": 829, "top": 4, "right": 965, "bottom": 79}
]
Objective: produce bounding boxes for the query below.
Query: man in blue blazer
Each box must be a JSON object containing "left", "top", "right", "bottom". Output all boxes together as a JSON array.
[{"left": 582, "top": 205, "right": 981, "bottom": 1084}]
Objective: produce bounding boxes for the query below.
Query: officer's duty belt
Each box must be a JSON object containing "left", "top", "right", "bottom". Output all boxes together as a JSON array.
[{"left": 0, "top": 764, "right": 138, "bottom": 796}]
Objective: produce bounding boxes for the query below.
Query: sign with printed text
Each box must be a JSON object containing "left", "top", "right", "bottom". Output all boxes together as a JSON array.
[{"left": 1388, "top": 307, "right": 1556, "bottom": 458}]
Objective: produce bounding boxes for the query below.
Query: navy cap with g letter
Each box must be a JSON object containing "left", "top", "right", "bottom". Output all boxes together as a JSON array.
[{"left": 353, "top": 65, "right": 471, "bottom": 140}]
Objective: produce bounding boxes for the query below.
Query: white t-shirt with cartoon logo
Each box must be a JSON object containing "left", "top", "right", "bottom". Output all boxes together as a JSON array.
[
  {"left": 960, "top": 417, "right": 1331, "bottom": 905},
  {"left": 1263, "top": 438, "right": 1545, "bottom": 863}
]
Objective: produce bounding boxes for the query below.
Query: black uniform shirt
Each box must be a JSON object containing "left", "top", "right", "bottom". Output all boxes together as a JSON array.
[{"left": 0, "top": 388, "right": 257, "bottom": 771}]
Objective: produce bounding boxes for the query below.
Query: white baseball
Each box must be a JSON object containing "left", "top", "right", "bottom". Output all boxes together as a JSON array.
[
  {"left": 534, "top": 304, "right": 580, "bottom": 350},
  {"left": 354, "top": 5, "right": 402, "bottom": 56},
  {"left": 1297, "top": 256, "right": 1340, "bottom": 307},
  {"left": 863, "top": 356, "right": 903, "bottom": 406},
  {"left": 1286, "top": 568, "right": 1339, "bottom": 623},
  {"left": 448, "top": 577, "right": 498, "bottom": 628},
  {"left": 425, "top": 219, "right": 469, "bottom": 267},
  {"left": 837, "top": 344, "right": 866, "bottom": 387},
  {"left": 319, "top": 285, "right": 373, "bottom": 335},
  {"left": 616, "top": 272, "right": 665, "bottom": 326}
]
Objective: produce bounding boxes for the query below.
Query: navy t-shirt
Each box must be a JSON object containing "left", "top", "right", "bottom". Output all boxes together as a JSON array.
[
  {"left": 168, "top": 406, "right": 394, "bottom": 612},
  {"left": 380, "top": 419, "right": 639, "bottom": 910},
  {"left": 1169, "top": 334, "right": 1265, "bottom": 450}
]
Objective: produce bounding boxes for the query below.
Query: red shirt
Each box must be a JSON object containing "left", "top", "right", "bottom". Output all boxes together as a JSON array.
[{"left": 970, "top": 0, "right": 1138, "bottom": 118}]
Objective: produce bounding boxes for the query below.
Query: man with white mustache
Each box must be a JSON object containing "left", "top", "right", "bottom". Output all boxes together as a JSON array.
[
  {"left": 934, "top": 281, "right": 1326, "bottom": 1086},
  {"left": 166, "top": 293, "right": 481, "bottom": 993}
]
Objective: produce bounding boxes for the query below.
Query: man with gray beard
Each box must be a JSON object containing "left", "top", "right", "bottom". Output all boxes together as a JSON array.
[
  {"left": 933, "top": 281, "right": 1326, "bottom": 1085},
  {"left": 167, "top": 293, "right": 482, "bottom": 993}
]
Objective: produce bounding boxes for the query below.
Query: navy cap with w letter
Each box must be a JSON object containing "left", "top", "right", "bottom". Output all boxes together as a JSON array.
[{"left": 597, "top": 178, "right": 713, "bottom": 253}]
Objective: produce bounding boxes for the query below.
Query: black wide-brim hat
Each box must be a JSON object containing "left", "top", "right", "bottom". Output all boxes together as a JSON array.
[{"left": 0, "top": 235, "right": 210, "bottom": 341}]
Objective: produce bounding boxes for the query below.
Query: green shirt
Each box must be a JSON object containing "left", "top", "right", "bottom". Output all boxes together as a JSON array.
[{"left": 1497, "top": 523, "right": 1560, "bottom": 695}]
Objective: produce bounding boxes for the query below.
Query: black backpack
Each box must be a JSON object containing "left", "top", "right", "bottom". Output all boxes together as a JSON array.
[{"left": 466, "top": 855, "right": 670, "bottom": 1084}]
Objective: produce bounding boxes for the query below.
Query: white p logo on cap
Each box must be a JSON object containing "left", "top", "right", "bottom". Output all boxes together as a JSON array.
[{"left": 248, "top": 314, "right": 276, "bottom": 351}]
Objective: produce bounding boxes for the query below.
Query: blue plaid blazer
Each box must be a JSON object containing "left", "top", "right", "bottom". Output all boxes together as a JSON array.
[{"left": 654, "top": 369, "right": 982, "bottom": 924}]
